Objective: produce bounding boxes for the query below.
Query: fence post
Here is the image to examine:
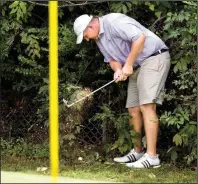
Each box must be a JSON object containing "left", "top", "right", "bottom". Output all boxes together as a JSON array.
[{"left": 49, "top": 1, "right": 59, "bottom": 183}]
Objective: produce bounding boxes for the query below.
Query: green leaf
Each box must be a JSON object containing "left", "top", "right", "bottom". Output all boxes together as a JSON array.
[
  {"left": 173, "top": 134, "right": 182, "bottom": 146},
  {"left": 178, "top": 14, "right": 185, "bottom": 22},
  {"left": 64, "top": 134, "right": 76, "bottom": 141},
  {"left": 179, "top": 117, "right": 184, "bottom": 124},
  {"left": 173, "top": 65, "right": 178, "bottom": 73},
  {"left": 189, "top": 121, "right": 197, "bottom": 125},
  {"left": 43, "top": 78, "right": 49, "bottom": 84},
  {"left": 169, "top": 30, "right": 180, "bottom": 38},
  {"left": 21, "top": 33, "right": 28, "bottom": 43},
  {"left": 17, "top": 7, "right": 22, "bottom": 20},
  {"left": 28, "top": 28, "right": 37, "bottom": 33},
  {"left": 117, "top": 7, "right": 122, "bottom": 13},
  {"left": 149, "top": 4, "right": 155, "bottom": 11},
  {"left": 118, "top": 135, "right": 125, "bottom": 145},
  {"left": 167, "top": 12, "right": 172, "bottom": 17},
  {"left": 34, "top": 50, "right": 40, "bottom": 58},
  {"left": 181, "top": 39, "right": 186, "bottom": 46},
  {"left": 171, "top": 60, "right": 178, "bottom": 64},
  {"left": 120, "top": 144, "right": 128, "bottom": 153},
  {"left": 19, "top": 2, "right": 26, "bottom": 14},
  {"left": 122, "top": 5, "right": 127, "bottom": 14},
  {"left": 181, "top": 60, "right": 187, "bottom": 71},
  {"left": 75, "top": 126, "right": 81, "bottom": 134},
  {"left": 111, "top": 142, "right": 119, "bottom": 150},
  {"left": 177, "top": 62, "right": 182, "bottom": 71},
  {"left": 168, "top": 119, "right": 175, "bottom": 125},
  {"left": 126, "top": 2, "right": 132, "bottom": 9},
  {"left": 183, "top": 1, "right": 197, "bottom": 7},
  {"left": 10, "top": 7, "right": 18, "bottom": 14},
  {"left": 9, "top": 1, "right": 19, "bottom": 8},
  {"left": 164, "top": 23, "right": 171, "bottom": 30},
  {"left": 28, "top": 49, "right": 34, "bottom": 57},
  {"left": 2, "top": 8, "right": 5, "bottom": 16},
  {"left": 171, "top": 150, "right": 178, "bottom": 161},
  {"left": 183, "top": 114, "right": 189, "bottom": 121},
  {"left": 68, "top": 6, "right": 74, "bottom": 11},
  {"left": 155, "top": 11, "right": 161, "bottom": 19},
  {"left": 161, "top": 1, "right": 171, "bottom": 8}
]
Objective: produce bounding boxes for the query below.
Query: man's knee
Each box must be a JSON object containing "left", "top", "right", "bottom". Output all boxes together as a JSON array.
[
  {"left": 140, "top": 103, "right": 156, "bottom": 114},
  {"left": 128, "top": 106, "right": 141, "bottom": 118}
]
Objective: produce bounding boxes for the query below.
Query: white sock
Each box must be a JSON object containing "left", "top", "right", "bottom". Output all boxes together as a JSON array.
[{"left": 148, "top": 154, "right": 158, "bottom": 159}]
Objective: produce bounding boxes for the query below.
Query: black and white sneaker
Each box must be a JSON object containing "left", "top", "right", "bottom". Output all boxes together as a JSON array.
[
  {"left": 126, "top": 153, "right": 161, "bottom": 168},
  {"left": 113, "top": 149, "right": 144, "bottom": 163}
]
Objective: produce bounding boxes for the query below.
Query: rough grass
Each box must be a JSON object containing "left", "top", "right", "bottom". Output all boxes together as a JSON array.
[{"left": 1, "top": 155, "right": 196, "bottom": 183}]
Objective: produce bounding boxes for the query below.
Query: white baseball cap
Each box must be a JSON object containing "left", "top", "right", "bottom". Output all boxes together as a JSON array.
[{"left": 73, "top": 14, "right": 93, "bottom": 44}]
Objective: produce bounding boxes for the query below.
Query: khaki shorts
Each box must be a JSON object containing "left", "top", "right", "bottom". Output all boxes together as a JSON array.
[{"left": 126, "top": 51, "right": 171, "bottom": 108}]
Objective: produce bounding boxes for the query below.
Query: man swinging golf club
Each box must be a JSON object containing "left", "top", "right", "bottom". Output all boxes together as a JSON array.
[{"left": 73, "top": 13, "right": 170, "bottom": 168}]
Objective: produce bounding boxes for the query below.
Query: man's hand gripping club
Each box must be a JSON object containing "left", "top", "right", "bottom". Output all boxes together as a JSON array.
[
  {"left": 114, "top": 66, "right": 133, "bottom": 83},
  {"left": 114, "top": 34, "right": 146, "bottom": 82}
]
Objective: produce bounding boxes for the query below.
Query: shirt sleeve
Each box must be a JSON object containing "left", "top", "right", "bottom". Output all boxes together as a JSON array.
[
  {"left": 96, "top": 41, "right": 113, "bottom": 63},
  {"left": 111, "top": 21, "right": 143, "bottom": 42}
]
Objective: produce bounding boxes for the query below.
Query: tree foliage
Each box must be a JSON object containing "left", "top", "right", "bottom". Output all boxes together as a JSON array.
[{"left": 0, "top": 1, "right": 196, "bottom": 165}]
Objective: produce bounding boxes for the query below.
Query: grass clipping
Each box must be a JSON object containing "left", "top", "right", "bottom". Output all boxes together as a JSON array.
[{"left": 68, "top": 87, "right": 93, "bottom": 111}]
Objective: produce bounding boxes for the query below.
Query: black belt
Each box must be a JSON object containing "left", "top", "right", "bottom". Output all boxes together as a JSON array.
[
  {"left": 150, "top": 49, "right": 168, "bottom": 57},
  {"left": 133, "top": 65, "right": 140, "bottom": 70},
  {"left": 133, "top": 49, "right": 168, "bottom": 70}
]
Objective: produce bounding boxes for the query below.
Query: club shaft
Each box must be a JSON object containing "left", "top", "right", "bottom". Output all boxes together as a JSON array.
[{"left": 66, "top": 79, "right": 116, "bottom": 107}]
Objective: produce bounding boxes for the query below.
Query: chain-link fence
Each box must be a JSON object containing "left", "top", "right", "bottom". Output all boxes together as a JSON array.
[
  {"left": 1, "top": 97, "right": 47, "bottom": 143},
  {"left": 1, "top": 91, "right": 104, "bottom": 146}
]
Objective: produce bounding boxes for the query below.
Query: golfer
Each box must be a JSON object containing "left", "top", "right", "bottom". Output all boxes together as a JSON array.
[{"left": 73, "top": 13, "right": 170, "bottom": 168}]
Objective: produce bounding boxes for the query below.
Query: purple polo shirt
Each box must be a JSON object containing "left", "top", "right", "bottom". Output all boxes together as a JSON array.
[{"left": 95, "top": 13, "right": 168, "bottom": 67}]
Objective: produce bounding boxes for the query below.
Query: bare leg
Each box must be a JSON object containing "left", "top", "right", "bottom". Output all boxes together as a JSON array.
[
  {"left": 128, "top": 106, "right": 144, "bottom": 153},
  {"left": 140, "top": 103, "right": 159, "bottom": 156}
]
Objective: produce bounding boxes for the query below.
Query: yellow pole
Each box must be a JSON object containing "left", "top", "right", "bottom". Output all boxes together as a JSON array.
[{"left": 49, "top": 1, "right": 59, "bottom": 183}]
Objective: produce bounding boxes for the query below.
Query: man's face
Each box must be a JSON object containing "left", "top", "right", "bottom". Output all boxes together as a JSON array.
[{"left": 83, "top": 25, "right": 99, "bottom": 41}]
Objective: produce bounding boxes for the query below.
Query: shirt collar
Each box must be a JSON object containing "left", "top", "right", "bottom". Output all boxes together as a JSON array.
[{"left": 98, "top": 17, "right": 104, "bottom": 36}]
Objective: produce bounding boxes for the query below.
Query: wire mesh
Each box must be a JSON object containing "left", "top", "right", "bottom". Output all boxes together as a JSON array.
[{"left": 1, "top": 93, "right": 103, "bottom": 146}]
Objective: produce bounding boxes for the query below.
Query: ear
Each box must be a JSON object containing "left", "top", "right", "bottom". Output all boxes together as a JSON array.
[{"left": 88, "top": 25, "right": 94, "bottom": 30}]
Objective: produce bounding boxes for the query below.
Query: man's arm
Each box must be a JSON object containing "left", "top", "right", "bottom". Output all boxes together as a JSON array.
[
  {"left": 109, "top": 60, "right": 122, "bottom": 72},
  {"left": 109, "top": 34, "right": 145, "bottom": 81},
  {"left": 111, "top": 21, "right": 146, "bottom": 79},
  {"left": 125, "top": 34, "right": 145, "bottom": 67},
  {"left": 122, "top": 34, "right": 145, "bottom": 76},
  {"left": 109, "top": 60, "right": 123, "bottom": 82}
]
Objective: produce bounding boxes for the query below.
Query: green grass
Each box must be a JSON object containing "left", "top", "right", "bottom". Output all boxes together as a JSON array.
[{"left": 2, "top": 155, "right": 196, "bottom": 183}]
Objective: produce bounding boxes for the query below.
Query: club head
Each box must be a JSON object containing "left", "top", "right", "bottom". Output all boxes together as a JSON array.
[{"left": 63, "top": 98, "right": 70, "bottom": 107}]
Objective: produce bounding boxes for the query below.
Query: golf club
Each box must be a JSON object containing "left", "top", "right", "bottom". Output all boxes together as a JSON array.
[{"left": 63, "top": 78, "right": 117, "bottom": 108}]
